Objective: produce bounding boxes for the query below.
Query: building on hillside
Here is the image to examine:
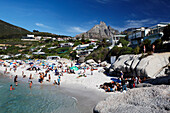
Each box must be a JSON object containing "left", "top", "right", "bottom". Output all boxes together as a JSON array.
[
  {"left": 59, "top": 43, "right": 74, "bottom": 47},
  {"left": 128, "top": 27, "right": 146, "bottom": 46},
  {"left": 76, "top": 44, "right": 89, "bottom": 50},
  {"left": 57, "top": 38, "right": 64, "bottom": 41},
  {"left": 128, "top": 22, "right": 170, "bottom": 46},
  {"left": 34, "top": 36, "right": 42, "bottom": 40},
  {"left": 89, "top": 39, "right": 98, "bottom": 42},
  {"left": 21, "top": 34, "right": 37, "bottom": 41},
  {"left": 47, "top": 56, "right": 60, "bottom": 60},
  {"left": 32, "top": 52, "right": 45, "bottom": 55},
  {"left": 143, "top": 22, "right": 170, "bottom": 43},
  {"left": 111, "top": 34, "right": 126, "bottom": 45},
  {"left": 43, "top": 37, "right": 52, "bottom": 40}
]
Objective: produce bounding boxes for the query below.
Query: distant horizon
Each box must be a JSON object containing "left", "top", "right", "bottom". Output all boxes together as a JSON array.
[{"left": 1, "top": 0, "right": 170, "bottom": 36}]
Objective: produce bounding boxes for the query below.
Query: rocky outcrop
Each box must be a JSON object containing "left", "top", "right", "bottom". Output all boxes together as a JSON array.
[
  {"left": 94, "top": 85, "right": 170, "bottom": 113},
  {"left": 75, "top": 21, "right": 119, "bottom": 39},
  {"left": 111, "top": 53, "right": 170, "bottom": 78}
]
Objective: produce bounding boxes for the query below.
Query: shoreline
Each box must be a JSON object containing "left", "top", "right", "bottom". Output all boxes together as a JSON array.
[{"left": 0, "top": 60, "right": 112, "bottom": 113}]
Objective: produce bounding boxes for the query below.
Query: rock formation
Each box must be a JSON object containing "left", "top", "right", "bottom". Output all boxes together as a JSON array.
[
  {"left": 110, "top": 52, "right": 170, "bottom": 78},
  {"left": 94, "top": 85, "right": 170, "bottom": 113},
  {"left": 75, "top": 21, "right": 119, "bottom": 39}
]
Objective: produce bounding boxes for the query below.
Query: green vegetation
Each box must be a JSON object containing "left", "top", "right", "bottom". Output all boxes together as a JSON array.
[
  {"left": 85, "top": 47, "right": 109, "bottom": 62},
  {"left": 0, "top": 19, "right": 30, "bottom": 38},
  {"left": 133, "top": 46, "right": 140, "bottom": 54},
  {"left": 118, "top": 37, "right": 129, "bottom": 47},
  {"left": 162, "top": 24, "right": 170, "bottom": 41}
]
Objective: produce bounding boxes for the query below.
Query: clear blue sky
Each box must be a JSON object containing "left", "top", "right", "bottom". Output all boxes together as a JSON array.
[{"left": 1, "top": 0, "right": 170, "bottom": 36}]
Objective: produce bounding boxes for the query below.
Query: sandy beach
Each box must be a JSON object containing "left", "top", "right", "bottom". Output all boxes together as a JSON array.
[{"left": 0, "top": 59, "right": 113, "bottom": 113}]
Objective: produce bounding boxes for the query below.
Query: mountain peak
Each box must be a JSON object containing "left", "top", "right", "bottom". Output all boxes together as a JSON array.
[
  {"left": 75, "top": 22, "right": 119, "bottom": 39},
  {"left": 100, "top": 21, "right": 106, "bottom": 26}
]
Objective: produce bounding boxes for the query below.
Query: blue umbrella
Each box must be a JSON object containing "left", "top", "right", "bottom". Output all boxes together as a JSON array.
[
  {"left": 111, "top": 78, "right": 121, "bottom": 83},
  {"left": 29, "top": 62, "right": 33, "bottom": 64},
  {"left": 75, "top": 63, "right": 81, "bottom": 65}
]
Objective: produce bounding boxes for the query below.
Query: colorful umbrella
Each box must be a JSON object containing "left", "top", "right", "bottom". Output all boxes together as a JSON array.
[{"left": 70, "top": 66, "right": 78, "bottom": 71}]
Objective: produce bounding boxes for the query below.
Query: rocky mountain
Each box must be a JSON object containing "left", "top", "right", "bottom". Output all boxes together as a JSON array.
[
  {"left": 75, "top": 21, "right": 119, "bottom": 39},
  {"left": 0, "top": 19, "right": 30, "bottom": 37}
]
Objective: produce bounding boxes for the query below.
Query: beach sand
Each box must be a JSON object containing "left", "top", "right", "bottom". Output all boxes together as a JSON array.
[{"left": 0, "top": 59, "right": 112, "bottom": 113}]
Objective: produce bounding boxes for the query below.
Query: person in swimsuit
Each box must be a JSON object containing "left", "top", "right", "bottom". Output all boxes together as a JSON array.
[
  {"left": 48, "top": 74, "right": 51, "bottom": 82},
  {"left": 10, "top": 84, "right": 13, "bottom": 91},
  {"left": 58, "top": 76, "right": 61, "bottom": 85},
  {"left": 29, "top": 81, "right": 32, "bottom": 88},
  {"left": 14, "top": 75, "right": 18, "bottom": 86}
]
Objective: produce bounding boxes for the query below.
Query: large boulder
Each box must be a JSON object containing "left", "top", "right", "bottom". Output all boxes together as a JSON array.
[
  {"left": 111, "top": 53, "right": 170, "bottom": 78},
  {"left": 94, "top": 85, "right": 170, "bottom": 113}
]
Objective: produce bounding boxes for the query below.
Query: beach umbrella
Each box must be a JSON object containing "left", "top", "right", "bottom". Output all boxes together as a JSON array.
[
  {"left": 29, "top": 62, "right": 34, "bottom": 65},
  {"left": 75, "top": 63, "right": 81, "bottom": 65},
  {"left": 70, "top": 66, "right": 78, "bottom": 71},
  {"left": 42, "top": 63, "right": 45, "bottom": 66}
]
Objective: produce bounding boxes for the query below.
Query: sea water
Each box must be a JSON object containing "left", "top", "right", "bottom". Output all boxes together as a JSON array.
[{"left": 0, "top": 74, "right": 80, "bottom": 113}]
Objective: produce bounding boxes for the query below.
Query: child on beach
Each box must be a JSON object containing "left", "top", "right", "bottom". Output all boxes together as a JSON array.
[
  {"left": 10, "top": 84, "right": 13, "bottom": 91},
  {"left": 29, "top": 81, "right": 32, "bottom": 88},
  {"left": 53, "top": 80, "right": 57, "bottom": 85},
  {"left": 58, "top": 76, "right": 61, "bottom": 85}
]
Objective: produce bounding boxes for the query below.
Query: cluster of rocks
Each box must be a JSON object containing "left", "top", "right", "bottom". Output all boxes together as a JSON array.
[
  {"left": 94, "top": 85, "right": 170, "bottom": 113},
  {"left": 110, "top": 53, "right": 170, "bottom": 78},
  {"left": 75, "top": 21, "right": 119, "bottom": 39}
]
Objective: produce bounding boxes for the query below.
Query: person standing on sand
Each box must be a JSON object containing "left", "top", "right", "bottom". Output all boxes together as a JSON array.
[
  {"left": 48, "top": 74, "right": 51, "bottom": 82},
  {"left": 58, "top": 76, "right": 61, "bottom": 85},
  {"left": 91, "top": 66, "right": 93, "bottom": 75},
  {"left": 143, "top": 45, "right": 146, "bottom": 53},
  {"left": 14, "top": 75, "right": 18, "bottom": 86},
  {"left": 120, "top": 71, "right": 124, "bottom": 78}
]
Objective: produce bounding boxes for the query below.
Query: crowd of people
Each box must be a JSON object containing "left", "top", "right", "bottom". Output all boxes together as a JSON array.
[
  {"left": 100, "top": 72, "right": 142, "bottom": 92},
  {"left": 0, "top": 59, "right": 97, "bottom": 91}
]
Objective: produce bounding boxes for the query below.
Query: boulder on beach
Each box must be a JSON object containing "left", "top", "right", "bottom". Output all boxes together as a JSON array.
[
  {"left": 94, "top": 85, "right": 170, "bottom": 113},
  {"left": 111, "top": 52, "right": 170, "bottom": 78}
]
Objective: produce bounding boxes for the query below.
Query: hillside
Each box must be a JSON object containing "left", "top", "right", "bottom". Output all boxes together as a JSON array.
[
  {"left": 75, "top": 21, "right": 119, "bottom": 40},
  {"left": 0, "top": 19, "right": 30, "bottom": 38}
]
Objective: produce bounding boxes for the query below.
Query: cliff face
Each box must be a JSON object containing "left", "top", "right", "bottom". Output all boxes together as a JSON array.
[
  {"left": 110, "top": 52, "right": 170, "bottom": 78},
  {"left": 75, "top": 21, "right": 119, "bottom": 39}
]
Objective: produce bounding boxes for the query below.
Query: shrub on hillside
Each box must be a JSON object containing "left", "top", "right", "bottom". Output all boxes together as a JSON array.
[{"left": 85, "top": 47, "right": 109, "bottom": 62}]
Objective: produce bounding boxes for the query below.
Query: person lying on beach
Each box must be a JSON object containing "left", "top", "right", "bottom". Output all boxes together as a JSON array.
[{"left": 23, "top": 75, "right": 26, "bottom": 78}]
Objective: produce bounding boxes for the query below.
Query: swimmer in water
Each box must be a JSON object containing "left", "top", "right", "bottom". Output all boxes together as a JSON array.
[
  {"left": 29, "top": 81, "right": 32, "bottom": 88},
  {"left": 10, "top": 84, "right": 14, "bottom": 91}
]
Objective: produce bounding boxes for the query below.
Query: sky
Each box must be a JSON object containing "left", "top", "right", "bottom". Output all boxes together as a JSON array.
[{"left": 0, "top": 0, "right": 170, "bottom": 36}]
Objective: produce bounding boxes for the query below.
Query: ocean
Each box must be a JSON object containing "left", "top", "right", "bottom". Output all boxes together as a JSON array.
[{"left": 0, "top": 74, "right": 80, "bottom": 113}]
